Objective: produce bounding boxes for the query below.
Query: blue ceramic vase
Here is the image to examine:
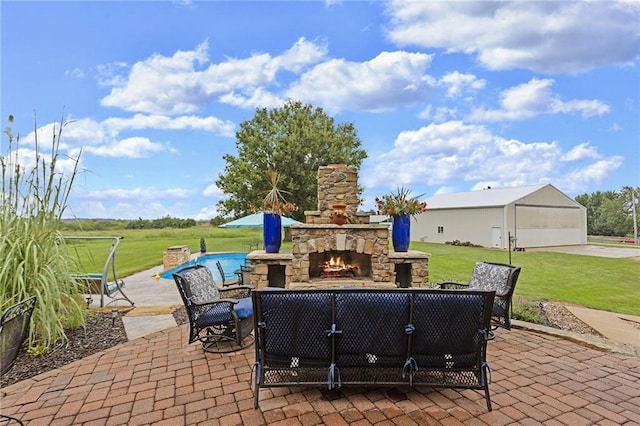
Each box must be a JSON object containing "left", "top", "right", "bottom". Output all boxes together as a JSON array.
[
  {"left": 263, "top": 213, "right": 282, "bottom": 253},
  {"left": 392, "top": 214, "right": 410, "bottom": 252}
]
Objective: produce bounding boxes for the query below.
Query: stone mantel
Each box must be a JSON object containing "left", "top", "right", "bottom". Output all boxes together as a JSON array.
[
  {"left": 388, "top": 250, "right": 431, "bottom": 261},
  {"left": 246, "top": 251, "right": 294, "bottom": 261},
  {"left": 291, "top": 224, "right": 388, "bottom": 230}
]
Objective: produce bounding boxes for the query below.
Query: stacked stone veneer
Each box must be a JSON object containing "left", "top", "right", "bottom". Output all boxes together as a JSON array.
[
  {"left": 389, "top": 251, "right": 430, "bottom": 286},
  {"left": 248, "top": 163, "right": 429, "bottom": 288},
  {"left": 290, "top": 224, "right": 392, "bottom": 282},
  {"left": 163, "top": 245, "right": 190, "bottom": 271},
  {"left": 305, "top": 164, "right": 370, "bottom": 225},
  {"left": 246, "top": 252, "right": 293, "bottom": 288}
]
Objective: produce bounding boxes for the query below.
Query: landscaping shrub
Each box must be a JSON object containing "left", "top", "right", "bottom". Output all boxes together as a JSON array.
[
  {"left": 511, "top": 296, "right": 547, "bottom": 325},
  {"left": 1, "top": 115, "right": 86, "bottom": 354}
]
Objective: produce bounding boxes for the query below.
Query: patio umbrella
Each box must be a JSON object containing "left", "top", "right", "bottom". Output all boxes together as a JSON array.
[{"left": 219, "top": 212, "right": 302, "bottom": 228}]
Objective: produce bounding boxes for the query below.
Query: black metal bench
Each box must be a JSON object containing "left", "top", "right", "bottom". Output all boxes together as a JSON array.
[{"left": 251, "top": 288, "right": 496, "bottom": 411}]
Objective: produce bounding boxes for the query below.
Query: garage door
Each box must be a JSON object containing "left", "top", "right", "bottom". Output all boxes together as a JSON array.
[{"left": 514, "top": 205, "right": 585, "bottom": 247}]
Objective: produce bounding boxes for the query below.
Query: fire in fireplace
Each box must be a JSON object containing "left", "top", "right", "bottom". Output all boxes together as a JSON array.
[
  {"left": 309, "top": 251, "right": 372, "bottom": 280},
  {"left": 322, "top": 255, "right": 359, "bottom": 278}
]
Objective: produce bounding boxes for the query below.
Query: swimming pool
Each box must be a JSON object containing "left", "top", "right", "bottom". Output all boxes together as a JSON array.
[{"left": 161, "top": 252, "right": 248, "bottom": 281}]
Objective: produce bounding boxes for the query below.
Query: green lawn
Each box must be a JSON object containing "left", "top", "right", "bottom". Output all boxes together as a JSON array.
[
  {"left": 63, "top": 228, "right": 640, "bottom": 316},
  {"left": 411, "top": 241, "right": 640, "bottom": 316}
]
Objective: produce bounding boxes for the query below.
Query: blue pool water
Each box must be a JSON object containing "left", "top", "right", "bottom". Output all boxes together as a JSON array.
[{"left": 161, "top": 252, "right": 247, "bottom": 281}]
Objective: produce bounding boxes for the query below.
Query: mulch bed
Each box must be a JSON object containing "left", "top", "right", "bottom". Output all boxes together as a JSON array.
[{"left": 1, "top": 311, "right": 128, "bottom": 388}]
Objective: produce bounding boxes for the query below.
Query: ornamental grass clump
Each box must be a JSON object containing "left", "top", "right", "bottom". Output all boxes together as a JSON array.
[
  {"left": 261, "top": 170, "right": 297, "bottom": 215},
  {"left": 1, "top": 114, "right": 86, "bottom": 355},
  {"left": 375, "top": 187, "right": 427, "bottom": 216}
]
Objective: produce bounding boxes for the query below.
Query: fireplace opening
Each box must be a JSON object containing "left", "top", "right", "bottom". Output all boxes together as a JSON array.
[{"left": 309, "top": 251, "right": 372, "bottom": 279}]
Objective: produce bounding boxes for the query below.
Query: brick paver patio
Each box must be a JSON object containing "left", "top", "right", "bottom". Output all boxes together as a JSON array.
[{"left": 2, "top": 325, "right": 639, "bottom": 425}]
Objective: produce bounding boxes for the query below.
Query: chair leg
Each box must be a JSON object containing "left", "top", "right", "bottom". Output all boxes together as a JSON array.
[
  {"left": 202, "top": 334, "right": 254, "bottom": 353},
  {"left": 0, "top": 413, "right": 25, "bottom": 425},
  {"left": 199, "top": 325, "right": 254, "bottom": 353}
]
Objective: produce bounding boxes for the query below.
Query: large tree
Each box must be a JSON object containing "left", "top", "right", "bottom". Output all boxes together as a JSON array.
[
  {"left": 575, "top": 187, "right": 639, "bottom": 237},
  {"left": 216, "top": 101, "right": 368, "bottom": 221}
]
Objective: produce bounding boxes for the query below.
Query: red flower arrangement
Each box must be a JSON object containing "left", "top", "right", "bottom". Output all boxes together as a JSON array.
[{"left": 375, "top": 187, "right": 427, "bottom": 216}]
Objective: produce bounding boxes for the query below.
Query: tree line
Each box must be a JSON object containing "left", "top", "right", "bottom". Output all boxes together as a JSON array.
[
  {"left": 575, "top": 186, "right": 639, "bottom": 237},
  {"left": 126, "top": 216, "right": 197, "bottom": 229}
]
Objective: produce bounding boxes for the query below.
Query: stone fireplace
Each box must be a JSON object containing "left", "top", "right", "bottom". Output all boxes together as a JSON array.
[{"left": 247, "top": 164, "right": 429, "bottom": 288}]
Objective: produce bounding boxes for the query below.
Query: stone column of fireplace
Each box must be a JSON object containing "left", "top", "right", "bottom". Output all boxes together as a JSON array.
[{"left": 305, "top": 164, "right": 369, "bottom": 225}]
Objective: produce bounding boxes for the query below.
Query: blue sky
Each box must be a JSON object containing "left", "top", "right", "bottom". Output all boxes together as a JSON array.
[{"left": 2, "top": 0, "right": 638, "bottom": 220}]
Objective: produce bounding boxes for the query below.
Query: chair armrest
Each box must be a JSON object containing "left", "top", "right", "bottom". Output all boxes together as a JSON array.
[{"left": 436, "top": 281, "right": 470, "bottom": 289}]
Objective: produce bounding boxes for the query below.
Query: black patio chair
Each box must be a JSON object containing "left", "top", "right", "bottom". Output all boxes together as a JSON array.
[
  {"left": 437, "top": 261, "right": 521, "bottom": 330},
  {"left": 1, "top": 296, "right": 37, "bottom": 425},
  {"left": 238, "top": 264, "right": 252, "bottom": 286},
  {"left": 173, "top": 264, "right": 254, "bottom": 353},
  {"left": 216, "top": 261, "right": 241, "bottom": 287}
]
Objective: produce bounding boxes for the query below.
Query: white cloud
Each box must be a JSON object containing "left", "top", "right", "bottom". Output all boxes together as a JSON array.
[
  {"left": 219, "top": 87, "right": 285, "bottom": 110},
  {"left": 273, "top": 37, "right": 329, "bottom": 73},
  {"left": 439, "top": 71, "right": 486, "bottom": 98},
  {"left": 108, "top": 202, "right": 169, "bottom": 220},
  {"left": 81, "top": 137, "right": 167, "bottom": 158},
  {"left": 22, "top": 114, "right": 232, "bottom": 163},
  {"left": 96, "top": 62, "right": 129, "bottom": 87},
  {"left": 362, "top": 120, "right": 621, "bottom": 193},
  {"left": 193, "top": 204, "right": 223, "bottom": 221},
  {"left": 561, "top": 142, "right": 600, "bottom": 162},
  {"left": 67, "top": 187, "right": 205, "bottom": 219},
  {"left": 78, "top": 187, "right": 195, "bottom": 201},
  {"left": 65, "top": 68, "right": 85, "bottom": 78},
  {"left": 557, "top": 157, "right": 624, "bottom": 193},
  {"left": 385, "top": 0, "right": 640, "bottom": 73},
  {"left": 433, "top": 185, "right": 457, "bottom": 196},
  {"left": 2, "top": 147, "right": 79, "bottom": 177},
  {"left": 100, "top": 38, "right": 328, "bottom": 114},
  {"left": 418, "top": 105, "right": 459, "bottom": 122},
  {"left": 202, "top": 183, "right": 223, "bottom": 197},
  {"left": 468, "top": 78, "right": 610, "bottom": 122},
  {"left": 287, "top": 51, "right": 436, "bottom": 113},
  {"left": 103, "top": 114, "right": 235, "bottom": 136}
]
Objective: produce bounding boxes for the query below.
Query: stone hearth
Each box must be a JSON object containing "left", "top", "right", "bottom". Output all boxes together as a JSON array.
[{"left": 247, "top": 164, "right": 429, "bottom": 288}]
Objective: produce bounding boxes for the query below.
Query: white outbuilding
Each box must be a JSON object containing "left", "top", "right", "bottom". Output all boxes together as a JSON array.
[{"left": 411, "top": 184, "right": 587, "bottom": 249}]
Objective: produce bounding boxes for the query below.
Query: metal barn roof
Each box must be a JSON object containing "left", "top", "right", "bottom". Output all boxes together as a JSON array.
[{"left": 425, "top": 184, "right": 549, "bottom": 209}]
